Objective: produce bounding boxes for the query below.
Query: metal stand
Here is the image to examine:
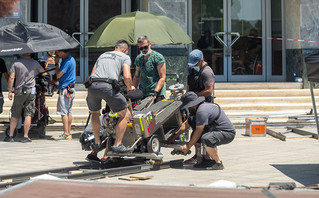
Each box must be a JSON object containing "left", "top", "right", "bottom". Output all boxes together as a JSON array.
[{"left": 309, "top": 81, "right": 319, "bottom": 138}]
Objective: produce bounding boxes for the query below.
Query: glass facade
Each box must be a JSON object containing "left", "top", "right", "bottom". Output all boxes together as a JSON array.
[
  {"left": 0, "top": 0, "right": 29, "bottom": 91},
  {"left": 271, "top": 0, "right": 283, "bottom": 76},
  {"left": 231, "top": 0, "right": 262, "bottom": 76},
  {"left": 4, "top": 0, "right": 319, "bottom": 83}
]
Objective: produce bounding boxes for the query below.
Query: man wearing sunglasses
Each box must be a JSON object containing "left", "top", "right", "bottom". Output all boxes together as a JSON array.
[{"left": 133, "top": 35, "right": 166, "bottom": 103}]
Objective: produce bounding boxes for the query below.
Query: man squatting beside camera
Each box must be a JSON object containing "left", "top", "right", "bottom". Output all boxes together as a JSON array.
[
  {"left": 86, "top": 40, "right": 135, "bottom": 163},
  {"left": 168, "top": 92, "right": 236, "bottom": 170}
]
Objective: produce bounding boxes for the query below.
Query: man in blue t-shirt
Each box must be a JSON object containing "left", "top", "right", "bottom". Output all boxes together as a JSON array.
[{"left": 54, "top": 50, "right": 76, "bottom": 140}]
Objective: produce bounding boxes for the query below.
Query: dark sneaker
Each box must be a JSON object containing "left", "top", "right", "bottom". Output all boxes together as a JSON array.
[
  {"left": 85, "top": 153, "right": 100, "bottom": 163},
  {"left": 20, "top": 137, "right": 32, "bottom": 143},
  {"left": 183, "top": 155, "right": 197, "bottom": 164},
  {"left": 207, "top": 161, "right": 224, "bottom": 170},
  {"left": 111, "top": 144, "right": 134, "bottom": 153},
  {"left": 4, "top": 136, "right": 14, "bottom": 142},
  {"left": 193, "top": 159, "right": 216, "bottom": 169}
]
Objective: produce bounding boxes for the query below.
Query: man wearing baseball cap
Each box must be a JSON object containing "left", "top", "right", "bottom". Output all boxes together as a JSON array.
[
  {"left": 184, "top": 49, "right": 216, "bottom": 164},
  {"left": 187, "top": 49, "right": 215, "bottom": 103},
  {"left": 170, "top": 92, "right": 236, "bottom": 170}
]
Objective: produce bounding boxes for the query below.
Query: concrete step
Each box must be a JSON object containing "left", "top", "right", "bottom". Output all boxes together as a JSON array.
[
  {"left": 215, "top": 82, "right": 303, "bottom": 90},
  {"left": 214, "top": 89, "right": 319, "bottom": 97}
]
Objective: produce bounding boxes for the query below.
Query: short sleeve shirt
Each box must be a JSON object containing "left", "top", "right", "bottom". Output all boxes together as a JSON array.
[
  {"left": 91, "top": 50, "right": 131, "bottom": 80},
  {"left": 58, "top": 55, "right": 76, "bottom": 90},
  {"left": 198, "top": 65, "right": 215, "bottom": 92},
  {"left": 196, "top": 103, "right": 235, "bottom": 133},
  {"left": 134, "top": 50, "right": 166, "bottom": 96},
  {"left": 0, "top": 58, "right": 8, "bottom": 93},
  {"left": 10, "top": 56, "right": 42, "bottom": 90}
]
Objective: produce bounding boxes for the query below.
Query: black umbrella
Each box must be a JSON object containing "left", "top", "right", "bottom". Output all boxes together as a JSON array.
[{"left": 0, "top": 21, "right": 78, "bottom": 56}]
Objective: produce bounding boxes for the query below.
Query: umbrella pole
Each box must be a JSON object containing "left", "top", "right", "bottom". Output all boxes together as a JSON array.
[{"left": 310, "top": 81, "right": 319, "bottom": 139}]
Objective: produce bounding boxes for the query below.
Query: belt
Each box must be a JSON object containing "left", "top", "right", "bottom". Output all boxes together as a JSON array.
[{"left": 91, "top": 78, "right": 116, "bottom": 84}]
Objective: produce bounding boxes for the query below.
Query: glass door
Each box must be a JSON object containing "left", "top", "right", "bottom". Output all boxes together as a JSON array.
[
  {"left": 47, "top": 0, "right": 83, "bottom": 82},
  {"left": 46, "top": 0, "right": 124, "bottom": 82},
  {"left": 228, "top": 0, "right": 264, "bottom": 81},
  {"left": 192, "top": 0, "right": 264, "bottom": 82}
]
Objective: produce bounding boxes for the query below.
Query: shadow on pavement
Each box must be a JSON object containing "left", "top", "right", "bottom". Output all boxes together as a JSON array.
[{"left": 271, "top": 164, "right": 319, "bottom": 186}]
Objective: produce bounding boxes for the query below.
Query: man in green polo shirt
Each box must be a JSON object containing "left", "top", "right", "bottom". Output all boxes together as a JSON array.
[{"left": 133, "top": 35, "right": 166, "bottom": 103}]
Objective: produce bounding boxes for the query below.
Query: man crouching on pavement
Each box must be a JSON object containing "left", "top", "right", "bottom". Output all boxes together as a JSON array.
[
  {"left": 169, "top": 92, "right": 236, "bottom": 170},
  {"left": 86, "top": 40, "right": 135, "bottom": 164}
]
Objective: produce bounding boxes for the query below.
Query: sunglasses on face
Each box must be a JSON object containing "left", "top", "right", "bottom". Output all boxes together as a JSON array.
[{"left": 139, "top": 45, "right": 149, "bottom": 51}]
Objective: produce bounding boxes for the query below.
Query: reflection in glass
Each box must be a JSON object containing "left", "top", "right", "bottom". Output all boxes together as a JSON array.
[
  {"left": 271, "top": 0, "right": 283, "bottom": 76},
  {"left": 192, "top": 0, "right": 224, "bottom": 75},
  {"left": 231, "top": 0, "right": 262, "bottom": 75},
  {"left": 47, "top": 0, "right": 81, "bottom": 76},
  {"left": 88, "top": 1, "right": 121, "bottom": 75}
]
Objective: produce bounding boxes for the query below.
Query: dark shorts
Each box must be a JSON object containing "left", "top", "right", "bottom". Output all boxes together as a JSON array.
[
  {"left": 86, "top": 82, "right": 127, "bottom": 113},
  {"left": 201, "top": 130, "right": 235, "bottom": 148},
  {"left": 11, "top": 89, "right": 36, "bottom": 118}
]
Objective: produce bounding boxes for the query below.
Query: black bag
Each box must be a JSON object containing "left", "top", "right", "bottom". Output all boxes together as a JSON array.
[
  {"left": 111, "top": 79, "right": 121, "bottom": 92},
  {"left": 83, "top": 77, "right": 92, "bottom": 88}
]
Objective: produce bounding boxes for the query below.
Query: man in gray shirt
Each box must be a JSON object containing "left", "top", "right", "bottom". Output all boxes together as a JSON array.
[
  {"left": 4, "top": 53, "right": 45, "bottom": 143},
  {"left": 185, "top": 49, "right": 216, "bottom": 164},
  {"left": 169, "top": 92, "right": 235, "bottom": 170},
  {"left": 86, "top": 40, "right": 135, "bottom": 163}
]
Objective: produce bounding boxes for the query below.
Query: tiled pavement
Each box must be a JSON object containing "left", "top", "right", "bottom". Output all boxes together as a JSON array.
[{"left": 1, "top": 127, "right": 319, "bottom": 188}]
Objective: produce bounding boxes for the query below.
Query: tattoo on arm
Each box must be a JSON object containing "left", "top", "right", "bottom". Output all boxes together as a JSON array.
[{"left": 204, "top": 82, "right": 213, "bottom": 89}]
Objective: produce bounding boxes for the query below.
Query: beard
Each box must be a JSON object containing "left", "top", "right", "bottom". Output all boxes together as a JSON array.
[{"left": 188, "top": 107, "right": 196, "bottom": 115}]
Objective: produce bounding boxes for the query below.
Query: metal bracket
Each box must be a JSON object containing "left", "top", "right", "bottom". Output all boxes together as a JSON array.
[
  {"left": 71, "top": 32, "right": 94, "bottom": 48},
  {"left": 215, "top": 32, "right": 240, "bottom": 56}
]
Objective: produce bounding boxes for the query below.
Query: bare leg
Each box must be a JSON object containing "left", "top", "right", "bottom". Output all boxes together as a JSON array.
[
  {"left": 102, "top": 139, "right": 110, "bottom": 159},
  {"left": 67, "top": 115, "right": 72, "bottom": 134},
  {"left": 9, "top": 117, "right": 18, "bottom": 137},
  {"left": 23, "top": 116, "right": 31, "bottom": 138},
  {"left": 113, "top": 108, "right": 130, "bottom": 146},
  {"left": 205, "top": 146, "right": 221, "bottom": 163},
  {"left": 91, "top": 111, "right": 101, "bottom": 144},
  {"left": 61, "top": 115, "right": 70, "bottom": 135}
]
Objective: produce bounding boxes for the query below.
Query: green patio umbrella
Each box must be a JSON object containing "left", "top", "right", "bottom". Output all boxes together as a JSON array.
[{"left": 85, "top": 11, "right": 193, "bottom": 48}]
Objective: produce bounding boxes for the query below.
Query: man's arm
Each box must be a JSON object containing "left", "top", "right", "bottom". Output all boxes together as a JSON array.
[
  {"left": 123, "top": 64, "right": 135, "bottom": 92},
  {"left": 55, "top": 64, "right": 65, "bottom": 79},
  {"left": 154, "top": 62, "right": 166, "bottom": 93},
  {"left": 196, "top": 82, "right": 214, "bottom": 97},
  {"left": 181, "top": 125, "right": 205, "bottom": 153},
  {"left": 8, "top": 72, "right": 15, "bottom": 100},
  {"left": 90, "top": 65, "right": 96, "bottom": 76},
  {"left": 167, "top": 120, "right": 190, "bottom": 144},
  {"left": 4, "top": 72, "right": 9, "bottom": 83},
  {"left": 132, "top": 66, "right": 141, "bottom": 88}
]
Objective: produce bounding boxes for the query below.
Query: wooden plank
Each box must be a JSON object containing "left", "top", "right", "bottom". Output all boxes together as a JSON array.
[
  {"left": 69, "top": 170, "right": 83, "bottom": 174},
  {"left": 0, "top": 179, "right": 12, "bottom": 183},
  {"left": 118, "top": 177, "right": 139, "bottom": 181},
  {"left": 129, "top": 175, "right": 153, "bottom": 180},
  {"left": 266, "top": 129, "right": 286, "bottom": 141}
]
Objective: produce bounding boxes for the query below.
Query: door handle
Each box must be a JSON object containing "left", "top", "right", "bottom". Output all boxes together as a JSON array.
[
  {"left": 215, "top": 32, "right": 240, "bottom": 56},
  {"left": 72, "top": 32, "right": 94, "bottom": 47}
]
